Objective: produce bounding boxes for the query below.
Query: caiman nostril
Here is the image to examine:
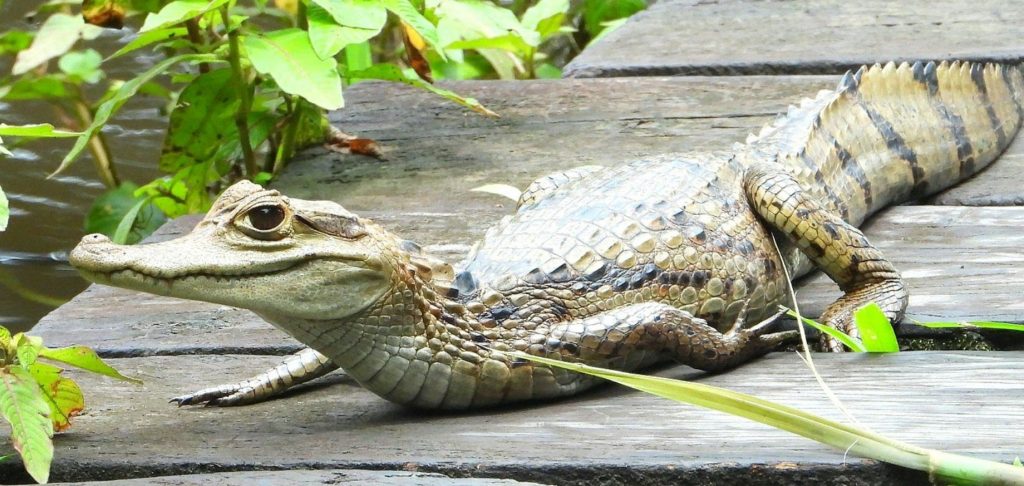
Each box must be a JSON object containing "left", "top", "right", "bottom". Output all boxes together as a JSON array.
[{"left": 83, "top": 233, "right": 112, "bottom": 244}]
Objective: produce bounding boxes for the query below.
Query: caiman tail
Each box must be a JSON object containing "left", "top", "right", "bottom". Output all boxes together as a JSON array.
[
  {"left": 744, "top": 61, "right": 1024, "bottom": 227},
  {"left": 739, "top": 61, "right": 1023, "bottom": 350}
]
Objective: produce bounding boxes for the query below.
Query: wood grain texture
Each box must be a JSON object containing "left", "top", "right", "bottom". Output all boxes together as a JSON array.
[
  {"left": 564, "top": 0, "right": 1024, "bottom": 77},
  {"left": 43, "top": 469, "right": 546, "bottom": 485},
  {"left": 1, "top": 352, "right": 1019, "bottom": 484}
]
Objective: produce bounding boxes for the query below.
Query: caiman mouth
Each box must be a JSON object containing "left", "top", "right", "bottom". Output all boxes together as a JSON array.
[{"left": 78, "top": 257, "right": 367, "bottom": 289}]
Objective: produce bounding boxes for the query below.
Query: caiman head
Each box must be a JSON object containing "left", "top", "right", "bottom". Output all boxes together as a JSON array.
[{"left": 70, "top": 181, "right": 401, "bottom": 321}]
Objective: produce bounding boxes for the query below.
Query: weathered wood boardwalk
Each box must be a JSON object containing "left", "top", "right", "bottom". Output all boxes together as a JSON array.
[{"left": 8, "top": 2, "right": 1024, "bottom": 484}]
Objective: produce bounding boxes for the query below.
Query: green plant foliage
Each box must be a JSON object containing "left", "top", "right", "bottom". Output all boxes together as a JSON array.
[
  {"left": 37, "top": 346, "right": 142, "bottom": 384},
  {"left": 912, "top": 320, "right": 1024, "bottom": 333},
  {"left": 243, "top": 29, "right": 344, "bottom": 110},
  {"left": 57, "top": 49, "right": 105, "bottom": 84},
  {"left": 351, "top": 63, "right": 497, "bottom": 116},
  {"left": 0, "top": 183, "right": 8, "bottom": 232},
  {"left": 84, "top": 183, "right": 167, "bottom": 245},
  {"left": 0, "top": 124, "right": 80, "bottom": 138},
  {"left": 516, "top": 352, "right": 1024, "bottom": 484},
  {"left": 852, "top": 303, "right": 900, "bottom": 352},
  {"left": 140, "top": 0, "right": 231, "bottom": 32},
  {"left": 580, "top": 0, "right": 645, "bottom": 39},
  {"left": 0, "top": 366, "right": 52, "bottom": 484},
  {"left": 782, "top": 307, "right": 867, "bottom": 352},
  {"left": 12, "top": 13, "right": 103, "bottom": 75},
  {"left": 306, "top": 3, "right": 380, "bottom": 59},
  {"left": 26, "top": 362, "right": 84, "bottom": 433}
]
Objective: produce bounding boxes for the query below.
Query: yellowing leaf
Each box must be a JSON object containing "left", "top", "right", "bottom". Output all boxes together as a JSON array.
[
  {"left": 82, "top": 0, "right": 127, "bottom": 29},
  {"left": 28, "top": 362, "right": 84, "bottom": 432},
  {"left": 39, "top": 346, "right": 142, "bottom": 384},
  {"left": 0, "top": 366, "right": 53, "bottom": 484},
  {"left": 243, "top": 29, "right": 344, "bottom": 110},
  {"left": 401, "top": 22, "right": 432, "bottom": 82}
]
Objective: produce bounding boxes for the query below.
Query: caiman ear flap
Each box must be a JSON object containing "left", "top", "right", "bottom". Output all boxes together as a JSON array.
[{"left": 297, "top": 210, "right": 367, "bottom": 239}]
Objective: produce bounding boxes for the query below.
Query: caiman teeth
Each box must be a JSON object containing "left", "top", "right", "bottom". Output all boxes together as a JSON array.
[{"left": 108, "top": 267, "right": 275, "bottom": 284}]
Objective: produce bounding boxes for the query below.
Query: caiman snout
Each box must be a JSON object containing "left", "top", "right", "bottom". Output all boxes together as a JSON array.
[{"left": 69, "top": 233, "right": 122, "bottom": 272}]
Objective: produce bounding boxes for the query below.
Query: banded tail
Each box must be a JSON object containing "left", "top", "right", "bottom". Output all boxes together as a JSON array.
[{"left": 743, "top": 61, "right": 1024, "bottom": 225}]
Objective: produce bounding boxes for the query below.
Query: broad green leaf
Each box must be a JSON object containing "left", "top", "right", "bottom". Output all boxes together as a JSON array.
[
  {"left": 140, "top": 0, "right": 231, "bottom": 32},
  {"left": 435, "top": 0, "right": 539, "bottom": 47},
  {"left": 27, "top": 362, "right": 84, "bottom": 432},
  {"left": 310, "top": 0, "right": 387, "bottom": 30},
  {"left": 471, "top": 183, "right": 521, "bottom": 201},
  {"left": 14, "top": 334, "right": 42, "bottom": 369},
  {"left": 306, "top": 3, "right": 379, "bottom": 59},
  {"left": 0, "top": 30, "right": 32, "bottom": 55},
  {"left": 852, "top": 303, "right": 900, "bottom": 353},
  {"left": 112, "top": 196, "right": 153, "bottom": 244},
  {"left": 521, "top": 0, "right": 569, "bottom": 39},
  {"left": 0, "top": 182, "right": 7, "bottom": 232},
  {"left": 58, "top": 49, "right": 104, "bottom": 84},
  {"left": 0, "top": 366, "right": 53, "bottom": 484},
  {"left": 581, "top": 0, "right": 645, "bottom": 39},
  {"left": 782, "top": 308, "right": 867, "bottom": 352},
  {"left": 344, "top": 41, "right": 373, "bottom": 74},
  {"left": 38, "top": 346, "right": 142, "bottom": 384},
  {"left": 446, "top": 34, "right": 532, "bottom": 55},
  {"left": 0, "top": 76, "right": 71, "bottom": 101},
  {"left": 160, "top": 69, "right": 240, "bottom": 173},
  {"left": 56, "top": 53, "right": 214, "bottom": 175},
  {"left": 0, "top": 124, "right": 80, "bottom": 138},
  {"left": 350, "top": 64, "right": 497, "bottom": 117},
  {"left": 12, "top": 13, "right": 100, "bottom": 75},
  {"left": 243, "top": 29, "right": 343, "bottom": 110},
  {"left": 380, "top": 0, "right": 444, "bottom": 56},
  {"left": 84, "top": 183, "right": 167, "bottom": 244},
  {"left": 108, "top": 27, "right": 188, "bottom": 59},
  {"left": 82, "top": 0, "right": 127, "bottom": 28}
]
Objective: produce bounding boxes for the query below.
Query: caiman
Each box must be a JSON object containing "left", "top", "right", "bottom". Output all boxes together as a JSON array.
[{"left": 70, "top": 61, "right": 1023, "bottom": 409}]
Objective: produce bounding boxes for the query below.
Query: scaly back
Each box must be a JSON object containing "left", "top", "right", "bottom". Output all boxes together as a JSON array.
[{"left": 743, "top": 61, "right": 1024, "bottom": 226}]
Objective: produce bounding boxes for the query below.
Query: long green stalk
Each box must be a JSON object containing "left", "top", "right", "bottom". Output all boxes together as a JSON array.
[
  {"left": 221, "top": 4, "right": 256, "bottom": 179},
  {"left": 516, "top": 353, "right": 1024, "bottom": 484}
]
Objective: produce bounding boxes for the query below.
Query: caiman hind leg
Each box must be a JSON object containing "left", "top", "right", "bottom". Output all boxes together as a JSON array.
[
  {"left": 172, "top": 347, "right": 339, "bottom": 406},
  {"left": 540, "top": 302, "right": 791, "bottom": 373},
  {"left": 743, "top": 163, "right": 908, "bottom": 351}
]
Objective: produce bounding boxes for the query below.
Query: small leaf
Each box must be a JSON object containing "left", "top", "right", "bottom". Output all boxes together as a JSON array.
[
  {"left": 38, "top": 346, "right": 142, "bottom": 384},
  {"left": 853, "top": 303, "right": 900, "bottom": 353},
  {"left": 14, "top": 334, "right": 43, "bottom": 369},
  {"left": 349, "top": 64, "right": 497, "bottom": 117},
  {"left": 380, "top": 0, "right": 444, "bottom": 58},
  {"left": 910, "top": 320, "right": 1024, "bottom": 333},
  {"left": 0, "top": 366, "right": 53, "bottom": 484},
  {"left": 521, "top": 0, "right": 569, "bottom": 39},
  {"left": 27, "top": 362, "right": 84, "bottom": 432},
  {"left": 12, "top": 13, "right": 91, "bottom": 75},
  {"left": 0, "top": 183, "right": 8, "bottom": 232},
  {"left": 108, "top": 27, "right": 188, "bottom": 60},
  {"left": 471, "top": 184, "right": 521, "bottom": 201},
  {"left": 0, "top": 76, "right": 71, "bottom": 101},
  {"left": 82, "top": 0, "right": 127, "bottom": 28},
  {"left": 84, "top": 183, "right": 166, "bottom": 244},
  {"left": 0, "top": 31, "right": 33, "bottom": 55},
  {"left": 343, "top": 42, "right": 373, "bottom": 74},
  {"left": 0, "top": 124, "right": 80, "bottom": 138},
  {"left": 306, "top": 3, "right": 378, "bottom": 59},
  {"left": 55, "top": 53, "right": 214, "bottom": 175},
  {"left": 140, "top": 0, "right": 231, "bottom": 32},
  {"left": 310, "top": 0, "right": 387, "bottom": 30},
  {"left": 243, "top": 29, "right": 344, "bottom": 110},
  {"left": 112, "top": 196, "right": 154, "bottom": 244},
  {"left": 58, "top": 49, "right": 105, "bottom": 84},
  {"left": 782, "top": 307, "right": 867, "bottom": 352}
]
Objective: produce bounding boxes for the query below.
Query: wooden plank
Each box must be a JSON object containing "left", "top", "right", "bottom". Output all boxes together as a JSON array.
[
  {"left": 3, "top": 352, "right": 1021, "bottom": 483},
  {"left": 33, "top": 79, "right": 1024, "bottom": 354},
  {"left": 563, "top": 0, "right": 1024, "bottom": 78},
  {"left": 48, "top": 469, "right": 545, "bottom": 485}
]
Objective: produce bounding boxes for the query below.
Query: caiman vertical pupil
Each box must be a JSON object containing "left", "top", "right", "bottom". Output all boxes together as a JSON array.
[{"left": 248, "top": 205, "right": 285, "bottom": 230}]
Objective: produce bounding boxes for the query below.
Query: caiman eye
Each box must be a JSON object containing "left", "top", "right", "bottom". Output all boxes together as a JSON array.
[{"left": 247, "top": 205, "right": 286, "bottom": 231}]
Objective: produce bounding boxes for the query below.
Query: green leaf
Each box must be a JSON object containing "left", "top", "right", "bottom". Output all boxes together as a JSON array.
[
  {"left": 12, "top": 13, "right": 101, "bottom": 75},
  {"left": 582, "top": 0, "right": 645, "bottom": 39},
  {"left": 521, "top": 0, "right": 569, "bottom": 39},
  {"left": 350, "top": 64, "right": 497, "bottom": 117},
  {"left": 782, "top": 308, "right": 867, "bottom": 352},
  {"left": 0, "top": 30, "right": 33, "bottom": 55},
  {"left": 27, "top": 362, "right": 84, "bottom": 432},
  {"left": 0, "top": 76, "right": 71, "bottom": 101},
  {"left": 108, "top": 27, "right": 188, "bottom": 60},
  {"left": 343, "top": 41, "right": 373, "bottom": 73},
  {"left": 0, "top": 366, "right": 53, "bottom": 484},
  {"left": 140, "top": 0, "right": 231, "bottom": 32},
  {"left": 911, "top": 320, "right": 1024, "bottom": 333},
  {"left": 306, "top": 3, "right": 379, "bottom": 59},
  {"left": 14, "top": 334, "right": 42, "bottom": 369},
  {"left": 55, "top": 53, "right": 214, "bottom": 175},
  {"left": 0, "top": 124, "right": 80, "bottom": 138},
  {"left": 535, "top": 62, "right": 561, "bottom": 79},
  {"left": 38, "top": 346, "right": 142, "bottom": 384},
  {"left": 446, "top": 34, "right": 532, "bottom": 54},
  {"left": 57, "top": 49, "right": 104, "bottom": 84},
  {"left": 0, "top": 183, "right": 8, "bottom": 232},
  {"left": 380, "top": 0, "right": 444, "bottom": 56},
  {"left": 589, "top": 17, "right": 628, "bottom": 44},
  {"left": 160, "top": 69, "right": 240, "bottom": 173},
  {"left": 84, "top": 183, "right": 167, "bottom": 244},
  {"left": 310, "top": 0, "right": 387, "bottom": 30},
  {"left": 853, "top": 303, "right": 900, "bottom": 353},
  {"left": 243, "top": 29, "right": 344, "bottom": 110},
  {"left": 112, "top": 196, "right": 154, "bottom": 244}
]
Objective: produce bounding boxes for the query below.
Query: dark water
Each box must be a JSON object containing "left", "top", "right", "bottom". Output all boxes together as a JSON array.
[{"left": 0, "top": 3, "right": 164, "bottom": 331}]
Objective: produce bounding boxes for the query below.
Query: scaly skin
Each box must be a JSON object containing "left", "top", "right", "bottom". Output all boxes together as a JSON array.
[{"left": 70, "top": 61, "right": 1023, "bottom": 409}]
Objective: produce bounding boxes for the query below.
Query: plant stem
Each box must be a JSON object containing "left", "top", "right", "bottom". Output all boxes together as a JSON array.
[
  {"left": 296, "top": 1, "right": 308, "bottom": 30},
  {"left": 184, "top": 19, "right": 209, "bottom": 74},
  {"left": 221, "top": 5, "right": 256, "bottom": 180},
  {"left": 273, "top": 97, "right": 300, "bottom": 175},
  {"left": 71, "top": 93, "right": 119, "bottom": 188}
]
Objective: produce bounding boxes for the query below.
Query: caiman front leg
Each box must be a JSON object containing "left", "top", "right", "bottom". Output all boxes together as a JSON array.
[
  {"left": 172, "top": 347, "right": 339, "bottom": 406},
  {"left": 542, "top": 302, "right": 792, "bottom": 373},
  {"left": 743, "top": 163, "right": 908, "bottom": 351}
]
